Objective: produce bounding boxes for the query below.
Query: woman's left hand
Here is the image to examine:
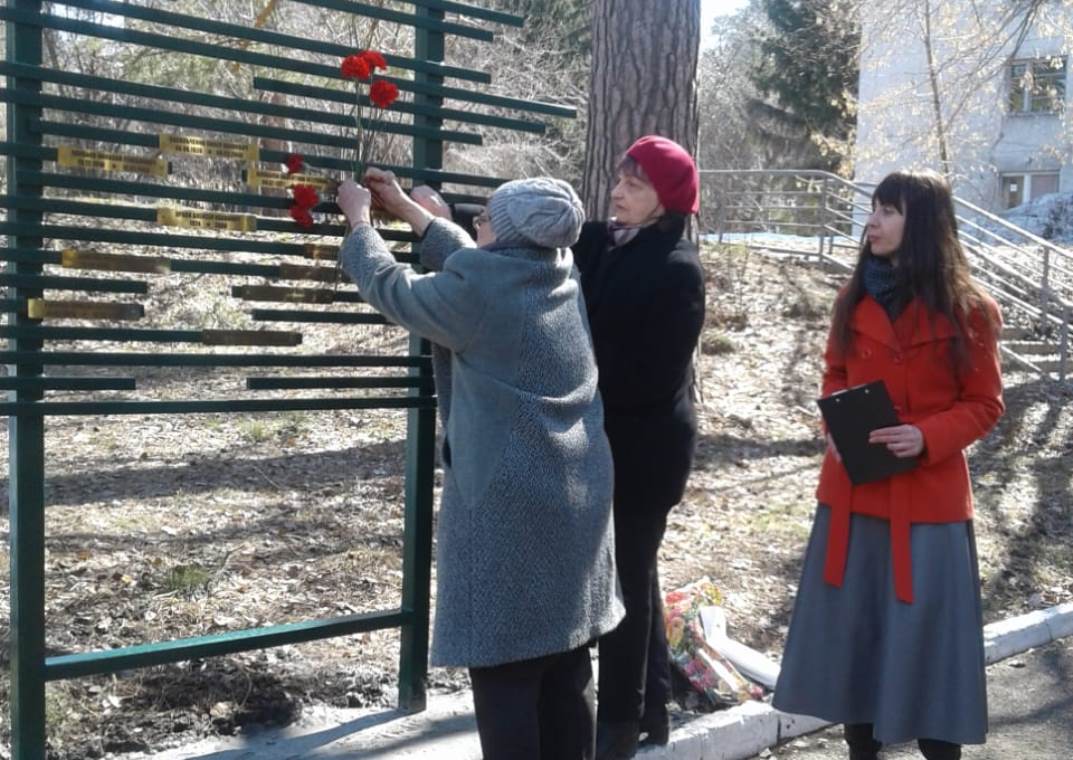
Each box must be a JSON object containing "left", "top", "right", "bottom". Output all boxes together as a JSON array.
[
  {"left": 869, "top": 424, "right": 924, "bottom": 458},
  {"left": 337, "top": 179, "right": 372, "bottom": 227}
]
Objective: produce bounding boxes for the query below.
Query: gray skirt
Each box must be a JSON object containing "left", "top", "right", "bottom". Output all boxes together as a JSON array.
[{"left": 772, "top": 505, "right": 987, "bottom": 746}]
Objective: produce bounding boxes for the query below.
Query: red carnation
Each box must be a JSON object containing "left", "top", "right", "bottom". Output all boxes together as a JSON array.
[
  {"left": 291, "top": 184, "right": 319, "bottom": 209},
  {"left": 369, "top": 80, "right": 399, "bottom": 109},
  {"left": 361, "top": 50, "right": 387, "bottom": 71},
  {"left": 285, "top": 153, "right": 304, "bottom": 174},
  {"left": 341, "top": 54, "right": 371, "bottom": 81},
  {"left": 289, "top": 205, "right": 315, "bottom": 229}
]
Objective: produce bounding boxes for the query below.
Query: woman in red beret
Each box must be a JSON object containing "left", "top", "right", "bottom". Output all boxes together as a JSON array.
[
  {"left": 773, "top": 170, "right": 1004, "bottom": 760},
  {"left": 572, "top": 135, "right": 707, "bottom": 759}
]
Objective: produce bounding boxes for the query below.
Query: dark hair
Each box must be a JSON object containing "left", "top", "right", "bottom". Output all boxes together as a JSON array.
[
  {"left": 830, "top": 169, "right": 995, "bottom": 364},
  {"left": 615, "top": 155, "right": 690, "bottom": 233}
]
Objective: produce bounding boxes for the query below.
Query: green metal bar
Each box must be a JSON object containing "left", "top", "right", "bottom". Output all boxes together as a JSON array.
[
  {"left": 0, "top": 396, "right": 435, "bottom": 416},
  {"left": 250, "top": 309, "right": 390, "bottom": 325},
  {"left": 0, "top": 62, "right": 485, "bottom": 147},
  {"left": 0, "top": 351, "right": 431, "bottom": 368},
  {"left": 393, "top": 0, "right": 524, "bottom": 26},
  {"left": 0, "top": 194, "right": 356, "bottom": 237},
  {"left": 6, "top": 3, "right": 48, "bottom": 757},
  {"left": 16, "top": 125, "right": 509, "bottom": 189},
  {"left": 0, "top": 87, "right": 484, "bottom": 148},
  {"left": 397, "top": 6, "right": 445, "bottom": 714},
  {"left": 0, "top": 223, "right": 418, "bottom": 260},
  {"left": 253, "top": 77, "right": 546, "bottom": 135},
  {"left": 0, "top": 5, "right": 566, "bottom": 118},
  {"left": 0, "top": 273, "right": 148, "bottom": 294},
  {"left": 50, "top": 0, "right": 491, "bottom": 81},
  {"left": 44, "top": 609, "right": 411, "bottom": 681},
  {"left": 18, "top": 171, "right": 294, "bottom": 212},
  {"left": 0, "top": 326, "right": 303, "bottom": 345},
  {"left": 233, "top": 286, "right": 365, "bottom": 304},
  {"left": 246, "top": 376, "right": 431, "bottom": 390},
  {"left": 0, "top": 297, "right": 28, "bottom": 311},
  {"left": 0, "top": 247, "right": 350, "bottom": 281},
  {"left": 286, "top": 0, "right": 493, "bottom": 40},
  {"left": 0, "top": 377, "right": 135, "bottom": 391}
]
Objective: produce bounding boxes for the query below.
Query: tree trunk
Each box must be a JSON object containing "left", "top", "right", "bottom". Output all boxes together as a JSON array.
[
  {"left": 580, "top": 0, "right": 701, "bottom": 219},
  {"left": 921, "top": 0, "right": 951, "bottom": 177}
]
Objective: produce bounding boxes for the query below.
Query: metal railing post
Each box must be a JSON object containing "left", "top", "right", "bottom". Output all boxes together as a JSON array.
[
  {"left": 1059, "top": 301, "right": 1070, "bottom": 384},
  {"left": 397, "top": 4, "right": 443, "bottom": 713},
  {"left": 1040, "top": 245, "right": 1051, "bottom": 325},
  {"left": 7, "top": 2, "right": 48, "bottom": 757}
]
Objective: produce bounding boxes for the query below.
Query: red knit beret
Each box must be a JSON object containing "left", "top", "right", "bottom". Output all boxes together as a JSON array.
[{"left": 625, "top": 135, "right": 700, "bottom": 215}]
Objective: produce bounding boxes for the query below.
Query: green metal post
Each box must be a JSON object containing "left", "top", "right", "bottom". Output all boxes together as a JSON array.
[
  {"left": 397, "top": 4, "right": 444, "bottom": 713},
  {"left": 7, "top": 1, "right": 48, "bottom": 757}
]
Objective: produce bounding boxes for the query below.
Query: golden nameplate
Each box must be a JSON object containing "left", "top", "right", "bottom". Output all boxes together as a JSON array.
[
  {"left": 159, "top": 133, "right": 260, "bottom": 162},
  {"left": 61, "top": 249, "right": 171, "bottom": 275},
  {"left": 303, "top": 244, "right": 339, "bottom": 261},
  {"left": 56, "top": 146, "right": 168, "bottom": 177},
  {"left": 277, "top": 264, "right": 342, "bottom": 283},
  {"left": 27, "top": 299, "right": 145, "bottom": 321},
  {"left": 245, "top": 165, "right": 337, "bottom": 192},
  {"left": 201, "top": 329, "right": 302, "bottom": 347},
  {"left": 233, "top": 285, "right": 336, "bottom": 304},
  {"left": 157, "top": 207, "right": 257, "bottom": 232}
]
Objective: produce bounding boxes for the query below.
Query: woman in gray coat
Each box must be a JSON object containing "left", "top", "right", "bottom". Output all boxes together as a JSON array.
[{"left": 336, "top": 173, "right": 624, "bottom": 760}]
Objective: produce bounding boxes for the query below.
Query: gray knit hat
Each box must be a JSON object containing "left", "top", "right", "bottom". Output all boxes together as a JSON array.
[{"left": 487, "top": 177, "right": 585, "bottom": 249}]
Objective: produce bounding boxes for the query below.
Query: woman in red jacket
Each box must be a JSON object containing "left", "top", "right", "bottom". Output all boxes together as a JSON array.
[{"left": 773, "top": 169, "right": 1004, "bottom": 760}]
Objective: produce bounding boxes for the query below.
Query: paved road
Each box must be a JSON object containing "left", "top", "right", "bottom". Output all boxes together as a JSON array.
[{"left": 751, "top": 638, "right": 1073, "bottom": 759}]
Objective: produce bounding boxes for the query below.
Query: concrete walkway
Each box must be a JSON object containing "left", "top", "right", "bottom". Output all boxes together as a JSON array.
[
  {"left": 751, "top": 637, "right": 1073, "bottom": 759},
  {"left": 133, "top": 603, "right": 1073, "bottom": 760}
]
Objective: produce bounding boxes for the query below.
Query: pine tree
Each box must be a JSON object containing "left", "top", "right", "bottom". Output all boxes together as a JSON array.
[{"left": 751, "top": 0, "right": 860, "bottom": 170}]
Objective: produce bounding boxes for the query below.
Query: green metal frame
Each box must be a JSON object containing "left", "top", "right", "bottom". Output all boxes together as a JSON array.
[{"left": 2, "top": 0, "right": 577, "bottom": 755}]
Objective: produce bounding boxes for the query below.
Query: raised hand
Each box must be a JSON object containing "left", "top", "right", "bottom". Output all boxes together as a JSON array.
[
  {"left": 411, "top": 185, "right": 452, "bottom": 221},
  {"left": 337, "top": 180, "right": 372, "bottom": 227},
  {"left": 363, "top": 168, "right": 411, "bottom": 218}
]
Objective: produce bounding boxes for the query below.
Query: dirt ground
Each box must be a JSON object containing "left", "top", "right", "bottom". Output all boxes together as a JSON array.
[{"left": 1, "top": 243, "right": 1071, "bottom": 758}]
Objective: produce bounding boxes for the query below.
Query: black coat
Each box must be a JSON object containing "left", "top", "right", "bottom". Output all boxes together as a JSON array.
[{"left": 573, "top": 219, "right": 706, "bottom": 512}]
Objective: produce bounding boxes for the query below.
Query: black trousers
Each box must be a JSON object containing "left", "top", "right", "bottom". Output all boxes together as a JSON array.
[
  {"left": 470, "top": 644, "right": 596, "bottom": 760},
  {"left": 596, "top": 504, "right": 672, "bottom": 724},
  {"left": 845, "top": 723, "right": 962, "bottom": 759}
]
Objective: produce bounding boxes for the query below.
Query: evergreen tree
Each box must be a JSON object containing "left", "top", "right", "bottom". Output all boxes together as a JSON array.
[{"left": 751, "top": 0, "right": 860, "bottom": 170}]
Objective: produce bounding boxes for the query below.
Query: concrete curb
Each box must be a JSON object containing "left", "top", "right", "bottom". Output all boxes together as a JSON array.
[
  {"left": 637, "top": 602, "right": 1073, "bottom": 760},
  {"left": 136, "top": 602, "right": 1073, "bottom": 759}
]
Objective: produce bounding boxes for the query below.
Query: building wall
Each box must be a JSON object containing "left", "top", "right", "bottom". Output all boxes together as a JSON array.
[{"left": 854, "top": 2, "right": 1072, "bottom": 213}]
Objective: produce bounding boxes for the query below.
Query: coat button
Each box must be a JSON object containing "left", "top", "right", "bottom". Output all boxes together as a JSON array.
[
  {"left": 894, "top": 404, "right": 903, "bottom": 413},
  {"left": 893, "top": 353, "right": 903, "bottom": 364}
]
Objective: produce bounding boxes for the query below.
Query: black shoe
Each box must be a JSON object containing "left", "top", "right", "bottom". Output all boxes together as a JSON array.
[
  {"left": 844, "top": 723, "right": 882, "bottom": 760},
  {"left": 638, "top": 710, "right": 670, "bottom": 746},
  {"left": 595, "top": 721, "right": 640, "bottom": 760}
]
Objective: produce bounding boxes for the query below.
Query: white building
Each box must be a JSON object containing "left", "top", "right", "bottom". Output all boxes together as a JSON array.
[{"left": 855, "top": 2, "right": 1073, "bottom": 214}]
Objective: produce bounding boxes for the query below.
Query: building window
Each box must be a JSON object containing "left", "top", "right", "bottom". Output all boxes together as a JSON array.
[
  {"left": 1001, "top": 173, "right": 1061, "bottom": 209},
  {"left": 1008, "top": 57, "right": 1067, "bottom": 113}
]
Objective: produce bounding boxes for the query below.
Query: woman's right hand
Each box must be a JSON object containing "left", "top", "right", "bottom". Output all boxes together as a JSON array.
[
  {"left": 363, "top": 168, "right": 434, "bottom": 236},
  {"left": 363, "top": 168, "right": 413, "bottom": 218},
  {"left": 826, "top": 432, "right": 842, "bottom": 463}
]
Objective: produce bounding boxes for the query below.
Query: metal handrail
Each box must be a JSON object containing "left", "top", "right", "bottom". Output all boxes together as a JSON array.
[{"left": 699, "top": 168, "right": 1073, "bottom": 382}]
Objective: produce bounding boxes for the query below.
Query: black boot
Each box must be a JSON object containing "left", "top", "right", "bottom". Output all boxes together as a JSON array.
[
  {"left": 918, "top": 738, "right": 961, "bottom": 760},
  {"left": 595, "top": 721, "right": 640, "bottom": 760},
  {"left": 844, "top": 723, "right": 882, "bottom": 760},
  {"left": 638, "top": 707, "right": 670, "bottom": 747}
]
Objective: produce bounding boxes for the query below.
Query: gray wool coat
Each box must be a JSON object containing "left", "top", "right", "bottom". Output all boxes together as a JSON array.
[{"left": 340, "top": 218, "right": 624, "bottom": 668}]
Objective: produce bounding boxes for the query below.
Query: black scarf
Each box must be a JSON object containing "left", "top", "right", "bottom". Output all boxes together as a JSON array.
[{"left": 861, "top": 255, "right": 905, "bottom": 321}]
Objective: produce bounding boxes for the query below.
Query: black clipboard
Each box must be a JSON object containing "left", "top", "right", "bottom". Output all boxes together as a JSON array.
[{"left": 817, "top": 380, "right": 919, "bottom": 485}]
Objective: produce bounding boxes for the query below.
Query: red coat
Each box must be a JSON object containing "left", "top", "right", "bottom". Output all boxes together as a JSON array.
[{"left": 816, "top": 295, "right": 1004, "bottom": 603}]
